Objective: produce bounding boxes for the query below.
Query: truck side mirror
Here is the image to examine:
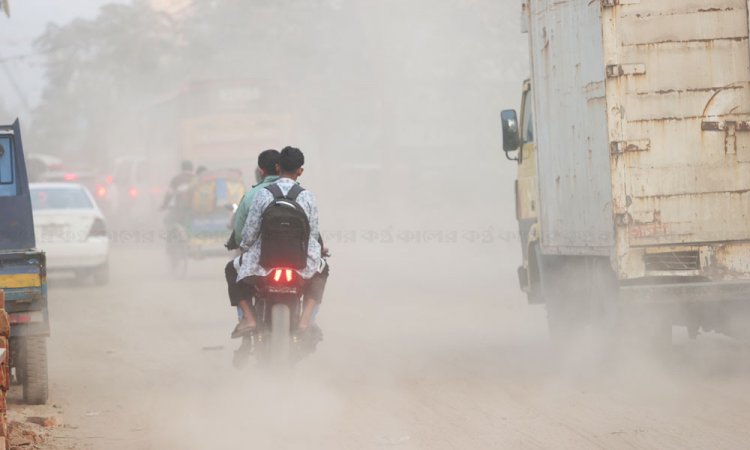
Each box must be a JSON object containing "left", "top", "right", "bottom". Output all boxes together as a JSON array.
[{"left": 501, "top": 110, "right": 520, "bottom": 158}]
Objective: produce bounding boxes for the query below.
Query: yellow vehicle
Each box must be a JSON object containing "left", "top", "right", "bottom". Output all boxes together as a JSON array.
[{"left": 165, "top": 169, "right": 245, "bottom": 277}]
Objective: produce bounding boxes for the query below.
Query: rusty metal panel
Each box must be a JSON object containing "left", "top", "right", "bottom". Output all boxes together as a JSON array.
[
  {"left": 529, "top": 0, "right": 614, "bottom": 255},
  {"left": 602, "top": 0, "right": 750, "bottom": 267}
]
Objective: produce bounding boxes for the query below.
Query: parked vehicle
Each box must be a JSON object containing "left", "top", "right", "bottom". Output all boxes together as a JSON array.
[
  {"left": 30, "top": 182, "right": 110, "bottom": 285},
  {"left": 501, "top": 1, "right": 750, "bottom": 342},
  {"left": 0, "top": 120, "right": 49, "bottom": 404}
]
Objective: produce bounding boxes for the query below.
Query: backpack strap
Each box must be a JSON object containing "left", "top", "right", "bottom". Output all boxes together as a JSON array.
[
  {"left": 286, "top": 184, "right": 305, "bottom": 201},
  {"left": 265, "top": 183, "right": 284, "bottom": 200}
]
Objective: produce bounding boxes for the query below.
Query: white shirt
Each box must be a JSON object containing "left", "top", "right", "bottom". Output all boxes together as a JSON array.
[{"left": 236, "top": 177, "right": 321, "bottom": 281}]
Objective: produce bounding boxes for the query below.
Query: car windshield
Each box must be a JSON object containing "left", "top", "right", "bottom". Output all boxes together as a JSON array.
[{"left": 31, "top": 187, "right": 93, "bottom": 210}]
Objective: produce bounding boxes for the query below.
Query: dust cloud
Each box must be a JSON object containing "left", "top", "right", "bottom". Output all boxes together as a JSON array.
[{"left": 3, "top": 1, "right": 750, "bottom": 449}]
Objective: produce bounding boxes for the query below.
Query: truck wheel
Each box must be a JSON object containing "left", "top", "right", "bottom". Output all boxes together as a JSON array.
[
  {"left": 542, "top": 256, "right": 586, "bottom": 342},
  {"left": 20, "top": 336, "right": 48, "bottom": 405},
  {"left": 542, "top": 256, "right": 620, "bottom": 346}
]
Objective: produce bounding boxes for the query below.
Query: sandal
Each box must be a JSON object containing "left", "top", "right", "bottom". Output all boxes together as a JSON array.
[{"left": 231, "top": 322, "right": 256, "bottom": 339}]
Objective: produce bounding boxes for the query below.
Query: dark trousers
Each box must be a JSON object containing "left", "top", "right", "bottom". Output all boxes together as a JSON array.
[
  {"left": 224, "top": 260, "right": 330, "bottom": 307},
  {"left": 225, "top": 261, "right": 255, "bottom": 307}
]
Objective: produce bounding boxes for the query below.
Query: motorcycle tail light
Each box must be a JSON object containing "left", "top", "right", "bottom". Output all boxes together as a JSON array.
[{"left": 272, "top": 268, "right": 295, "bottom": 283}]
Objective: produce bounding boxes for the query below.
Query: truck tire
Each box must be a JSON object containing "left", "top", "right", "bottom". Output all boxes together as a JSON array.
[
  {"left": 20, "top": 336, "right": 48, "bottom": 405},
  {"left": 541, "top": 255, "right": 620, "bottom": 345},
  {"left": 541, "top": 255, "right": 586, "bottom": 342}
]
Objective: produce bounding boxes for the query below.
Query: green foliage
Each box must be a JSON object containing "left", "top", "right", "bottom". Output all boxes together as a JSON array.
[{"left": 32, "top": 1, "right": 179, "bottom": 160}]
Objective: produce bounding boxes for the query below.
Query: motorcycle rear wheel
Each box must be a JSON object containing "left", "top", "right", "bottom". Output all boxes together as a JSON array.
[{"left": 270, "top": 304, "right": 291, "bottom": 367}]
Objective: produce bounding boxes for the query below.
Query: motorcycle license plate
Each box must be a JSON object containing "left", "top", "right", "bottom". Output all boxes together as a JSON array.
[{"left": 266, "top": 286, "right": 300, "bottom": 294}]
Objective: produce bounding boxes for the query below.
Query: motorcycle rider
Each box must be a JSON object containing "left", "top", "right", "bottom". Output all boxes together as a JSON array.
[
  {"left": 224, "top": 150, "right": 280, "bottom": 331},
  {"left": 161, "top": 160, "right": 195, "bottom": 212},
  {"left": 230, "top": 146, "right": 328, "bottom": 337}
]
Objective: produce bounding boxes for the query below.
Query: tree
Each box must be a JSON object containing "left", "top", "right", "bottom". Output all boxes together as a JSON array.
[{"left": 31, "top": 1, "right": 179, "bottom": 163}]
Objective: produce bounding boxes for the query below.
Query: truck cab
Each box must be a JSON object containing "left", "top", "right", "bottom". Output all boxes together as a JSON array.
[
  {"left": 0, "top": 120, "right": 49, "bottom": 404},
  {"left": 501, "top": 81, "right": 542, "bottom": 304}
]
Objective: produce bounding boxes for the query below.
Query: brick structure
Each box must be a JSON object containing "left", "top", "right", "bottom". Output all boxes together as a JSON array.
[{"left": 0, "top": 290, "right": 9, "bottom": 449}]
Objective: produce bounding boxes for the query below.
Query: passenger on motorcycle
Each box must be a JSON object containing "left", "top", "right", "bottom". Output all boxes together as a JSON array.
[
  {"left": 224, "top": 149, "right": 280, "bottom": 320},
  {"left": 226, "top": 149, "right": 281, "bottom": 249},
  {"left": 228, "top": 146, "right": 328, "bottom": 338}
]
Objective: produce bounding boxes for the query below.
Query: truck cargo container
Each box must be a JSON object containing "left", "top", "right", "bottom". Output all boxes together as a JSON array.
[{"left": 501, "top": 0, "right": 750, "bottom": 340}]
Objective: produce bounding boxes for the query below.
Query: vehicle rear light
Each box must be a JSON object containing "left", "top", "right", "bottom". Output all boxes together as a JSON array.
[
  {"left": 129, "top": 187, "right": 138, "bottom": 198},
  {"left": 88, "top": 218, "right": 107, "bottom": 237},
  {"left": 96, "top": 185, "right": 107, "bottom": 198},
  {"left": 272, "top": 268, "right": 295, "bottom": 283},
  {"left": 63, "top": 173, "right": 78, "bottom": 181},
  {"left": 9, "top": 311, "right": 44, "bottom": 324},
  {"left": 105, "top": 175, "right": 114, "bottom": 184}
]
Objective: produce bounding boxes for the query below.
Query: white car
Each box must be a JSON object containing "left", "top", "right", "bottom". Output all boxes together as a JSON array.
[{"left": 29, "top": 183, "right": 110, "bottom": 285}]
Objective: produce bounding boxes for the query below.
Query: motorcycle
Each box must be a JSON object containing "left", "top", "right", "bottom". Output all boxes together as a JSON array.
[{"left": 233, "top": 266, "right": 320, "bottom": 368}]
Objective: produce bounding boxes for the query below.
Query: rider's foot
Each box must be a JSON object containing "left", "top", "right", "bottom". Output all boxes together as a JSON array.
[
  {"left": 231, "top": 319, "right": 256, "bottom": 339},
  {"left": 296, "top": 324, "right": 323, "bottom": 341},
  {"left": 310, "top": 324, "right": 323, "bottom": 341}
]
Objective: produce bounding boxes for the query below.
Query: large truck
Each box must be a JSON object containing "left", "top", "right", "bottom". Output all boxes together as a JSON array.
[
  {"left": 502, "top": 0, "right": 750, "bottom": 341},
  {"left": 144, "top": 78, "right": 292, "bottom": 172}
]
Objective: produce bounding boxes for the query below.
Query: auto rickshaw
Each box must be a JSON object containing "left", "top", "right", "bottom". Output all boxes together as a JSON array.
[{"left": 165, "top": 168, "right": 244, "bottom": 277}]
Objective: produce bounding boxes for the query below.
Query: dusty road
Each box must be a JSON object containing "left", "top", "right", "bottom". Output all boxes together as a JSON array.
[{"left": 10, "top": 240, "right": 750, "bottom": 449}]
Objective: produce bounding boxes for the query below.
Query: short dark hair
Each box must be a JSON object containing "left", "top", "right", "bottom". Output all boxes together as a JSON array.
[
  {"left": 279, "top": 146, "right": 305, "bottom": 172},
  {"left": 257, "top": 149, "right": 280, "bottom": 175}
]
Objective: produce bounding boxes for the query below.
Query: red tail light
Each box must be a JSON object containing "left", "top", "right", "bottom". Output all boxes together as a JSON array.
[
  {"left": 129, "top": 187, "right": 138, "bottom": 198},
  {"left": 272, "top": 268, "right": 295, "bottom": 283},
  {"left": 88, "top": 218, "right": 107, "bottom": 237},
  {"left": 96, "top": 185, "right": 107, "bottom": 198},
  {"left": 63, "top": 173, "right": 78, "bottom": 181},
  {"left": 105, "top": 175, "right": 114, "bottom": 184}
]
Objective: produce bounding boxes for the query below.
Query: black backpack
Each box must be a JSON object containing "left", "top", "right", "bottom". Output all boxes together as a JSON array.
[{"left": 259, "top": 183, "right": 310, "bottom": 270}]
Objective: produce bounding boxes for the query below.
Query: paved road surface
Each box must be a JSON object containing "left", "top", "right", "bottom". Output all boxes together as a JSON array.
[{"left": 10, "top": 242, "right": 750, "bottom": 449}]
